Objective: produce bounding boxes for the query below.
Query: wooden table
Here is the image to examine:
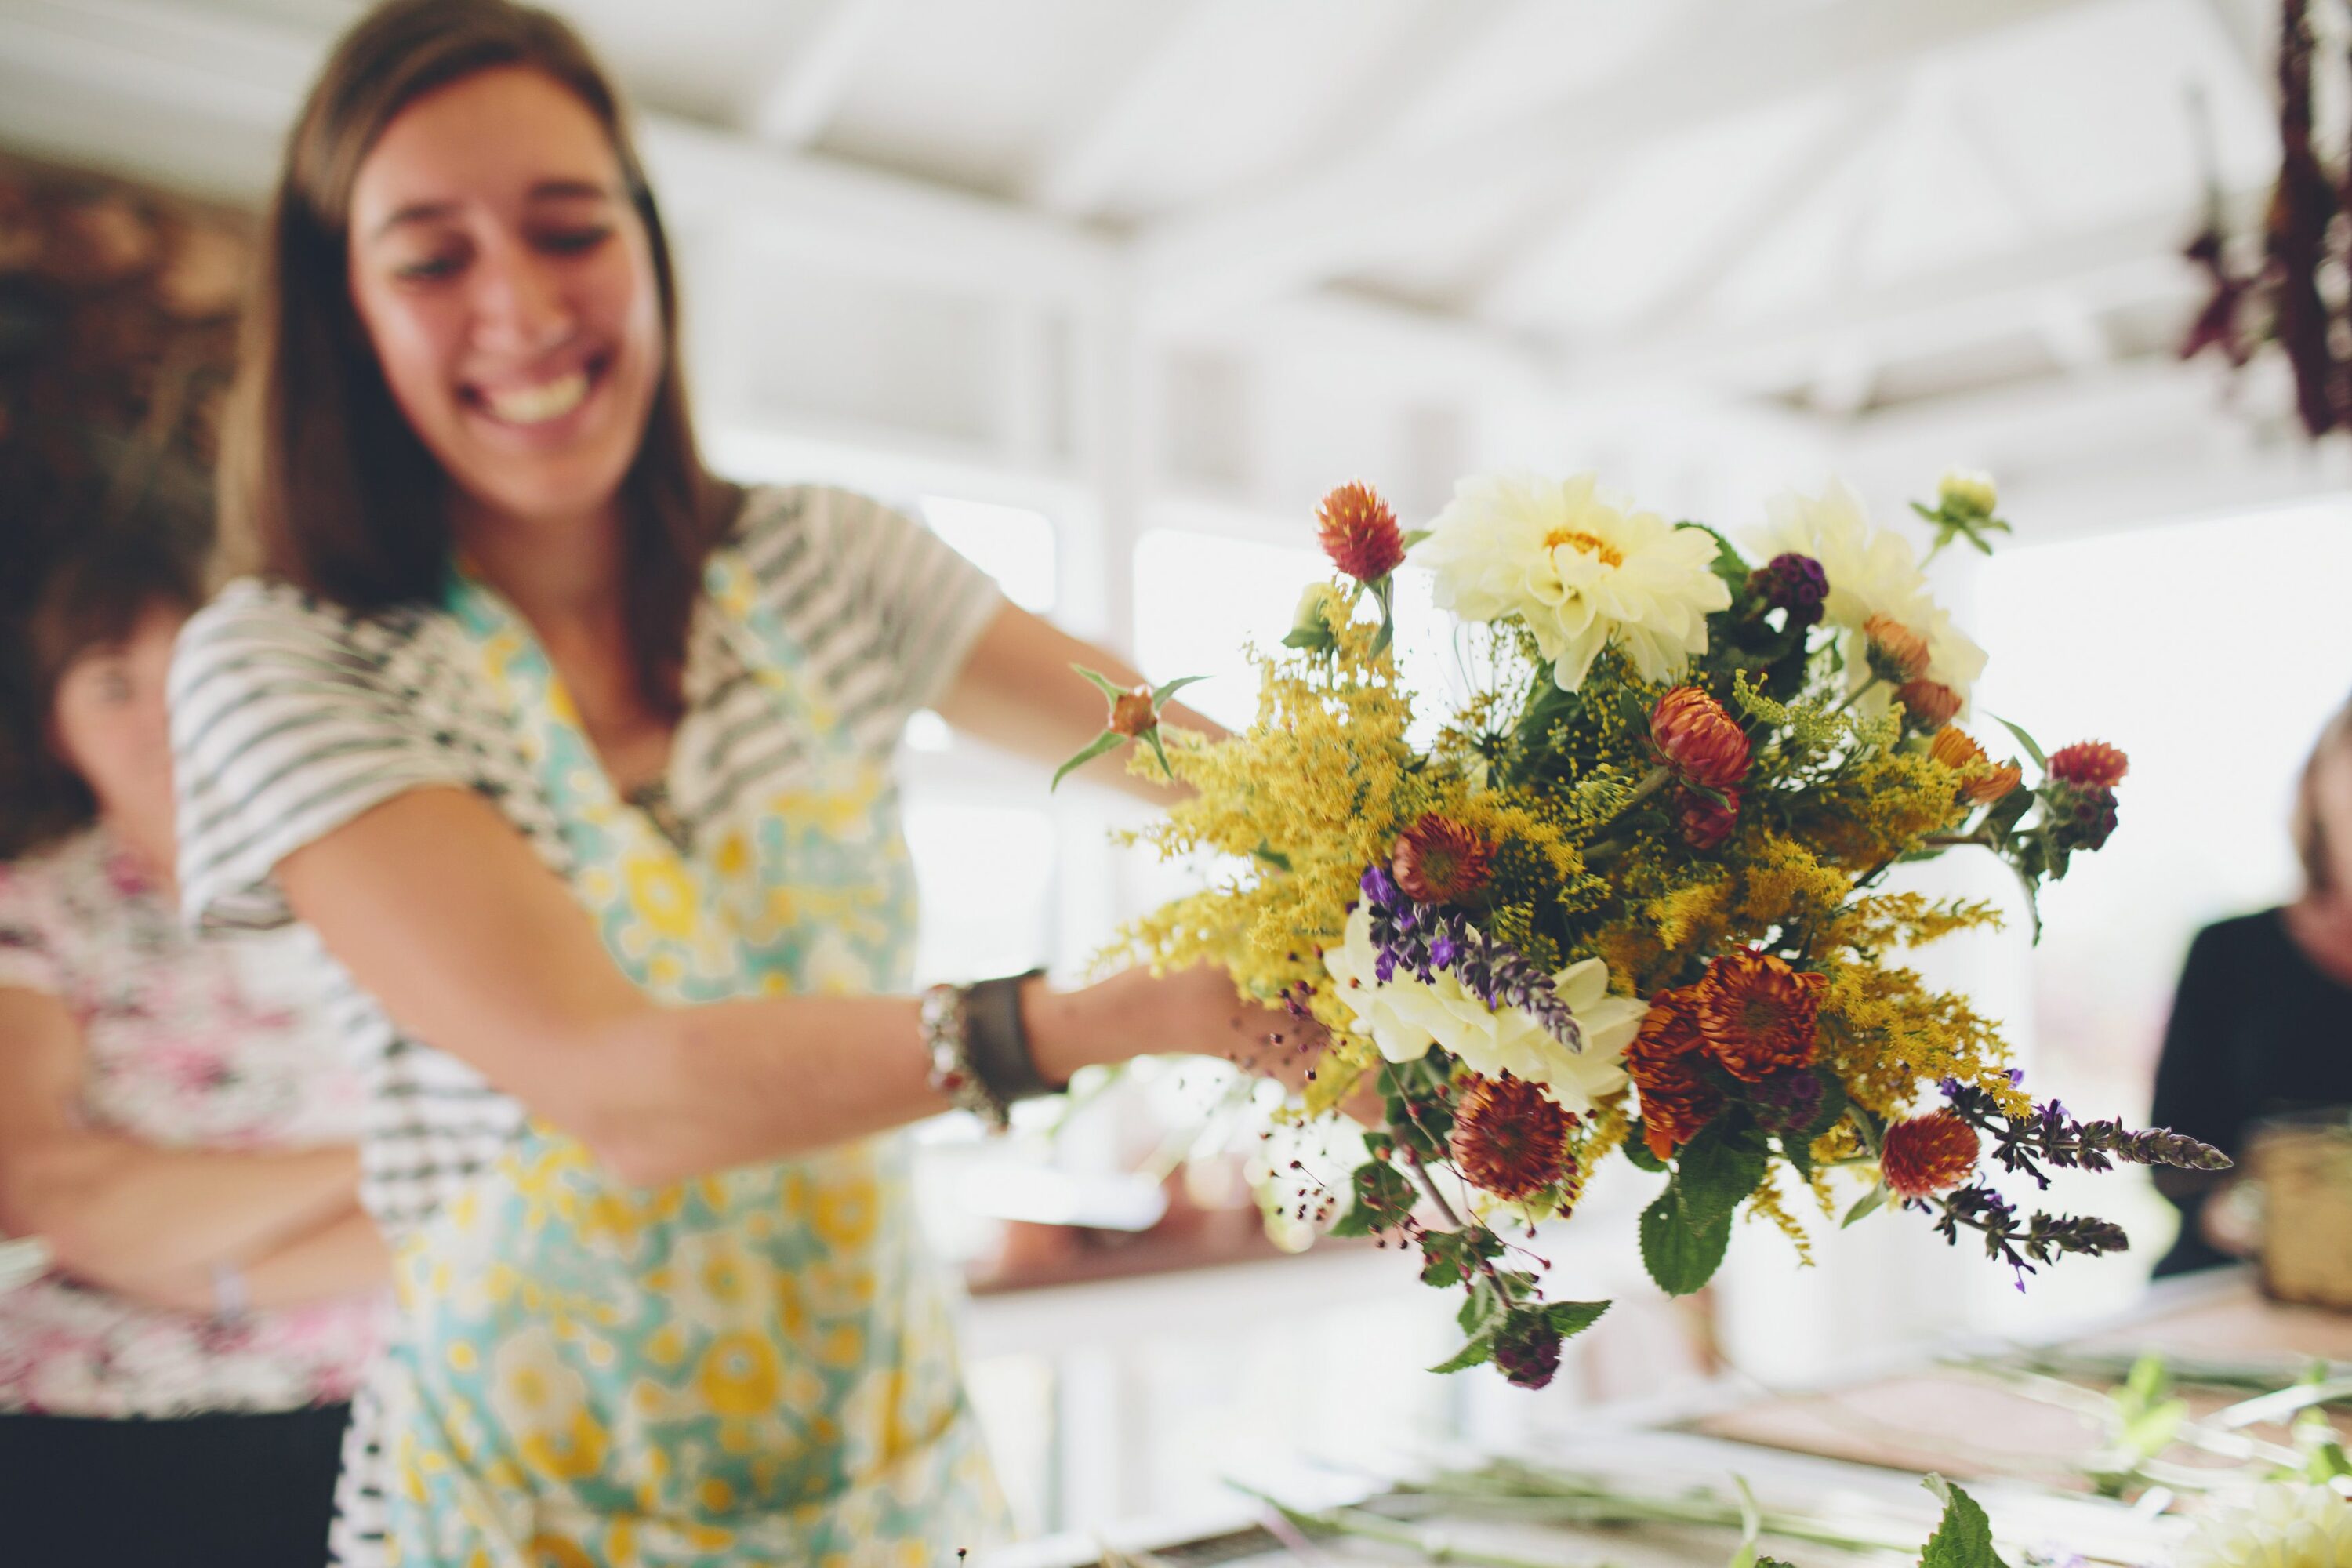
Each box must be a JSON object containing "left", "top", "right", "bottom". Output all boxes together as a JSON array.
[{"left": 983, "top": 1269, "right": 2347, "bottom": 1567}]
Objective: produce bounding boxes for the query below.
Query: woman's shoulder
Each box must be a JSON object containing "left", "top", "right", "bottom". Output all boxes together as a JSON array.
[
  {"left": 2183, "top": 908, "right": 2295, "bottom": 972},
  {"left": 182, "top": 577, "right": 442, "bottom": 659},
  {"left": 727, "top": 482, "right": 903, "bottom": 560}
]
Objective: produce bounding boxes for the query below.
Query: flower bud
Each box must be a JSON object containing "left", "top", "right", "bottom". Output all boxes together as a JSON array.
[
  {"left": 1864, "top": 615, "right": 1931, "bottom": 683},
  {"left": 1895, "top": 679, "right": 1961, "bottom": 730},
  {"left": 1938, "top": 469, "right": 1998, "bottom": 519},
  {"left": 1651, "top": 687, "right": 1750, "bottom": 791},
  {"left": 1109, "top": 690, "right": 1157, "bottom": 738}
]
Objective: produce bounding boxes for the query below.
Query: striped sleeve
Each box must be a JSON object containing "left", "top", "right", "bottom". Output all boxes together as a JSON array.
[
  {"left": 736, "top": 486, "right": 1004, "bottom": 747},
  {"left": 169, "top": 583, "right": 471, "bottom": 935}
]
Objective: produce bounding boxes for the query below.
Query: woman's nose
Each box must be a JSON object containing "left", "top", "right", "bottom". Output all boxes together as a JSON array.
[{"left": 469, "top": 238, "right": 570, "bottom": 354}]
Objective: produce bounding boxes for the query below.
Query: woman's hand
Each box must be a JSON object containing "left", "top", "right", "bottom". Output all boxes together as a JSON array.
[{"left": 1029, "top": 965, "right": 1383, "bottom": 1124}]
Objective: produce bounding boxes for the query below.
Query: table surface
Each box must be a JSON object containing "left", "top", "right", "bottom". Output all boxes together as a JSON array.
[{"left": 984, "top": 1269, "right": 2346, "bottom": 1568}]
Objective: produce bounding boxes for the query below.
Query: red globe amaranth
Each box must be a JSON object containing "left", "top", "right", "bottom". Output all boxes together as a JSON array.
[
  {"left": 1879, "top": 1109, "right": 1982, "bottom": 1199},
  {"left": 1693, "top": 949, "right": 1824, "bottom": 1083},
  {"left": 1449, "top": 1072, "right": 1571, "bottom": 1200},
  {"left": 1893, "top": 679, "right": 1961, "bottom": 730},
  {"left": 1316, "top": 481, "right": 1405, "bottom": 583},
  {"left": 1673, "top": 786, "right": 1739, "bottom": 851},
  {"left": 1392, "top": 814, "right": 1495, "bottom": 906},
  {"left": 1626, "top": 988, "right": 1722, "bottom": 1158},
  {"left": 1109, "top": 691, "right": 1157, "bottom": 737},
  {"left": 1651, "top": 686, "right": 1750, "bottom": 791},
  {"left": 2046, "top": 740, "right": 2129, "bottom": 790},
  {"left": 1494, "top": 1312, "right": 1564, "bottom": 1390}
]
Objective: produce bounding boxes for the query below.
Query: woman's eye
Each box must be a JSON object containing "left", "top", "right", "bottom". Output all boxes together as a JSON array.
[
  {"left": 536, "top": 226, "right": 612, "bottom": 257},
  {"left": 394, "top": 251, "right": 463, "bottom": 282}
]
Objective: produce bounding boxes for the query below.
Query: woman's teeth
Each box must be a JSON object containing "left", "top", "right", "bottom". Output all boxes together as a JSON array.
[{"left": 481, "top": 369, "right": 589, "bottom": 426}]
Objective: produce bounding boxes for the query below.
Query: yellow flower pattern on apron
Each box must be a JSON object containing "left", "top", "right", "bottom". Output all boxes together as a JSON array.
[{"left": 381, "top": 550, "right": 1006, "bottom": 1566}]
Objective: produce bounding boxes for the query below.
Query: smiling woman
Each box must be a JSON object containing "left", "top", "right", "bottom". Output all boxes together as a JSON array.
[{"left": 171, "top": 3, "right": 1292, "bottom": 1566}]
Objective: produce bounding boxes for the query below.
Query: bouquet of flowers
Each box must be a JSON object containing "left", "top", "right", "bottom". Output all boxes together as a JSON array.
[{"left": 1063, "top": 469, "right": 2227, "bottom": 1388}]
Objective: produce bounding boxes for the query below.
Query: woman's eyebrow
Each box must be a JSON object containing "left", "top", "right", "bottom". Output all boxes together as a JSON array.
[{"left": 368, "top": 180, "right": 613, "bottom": 239}]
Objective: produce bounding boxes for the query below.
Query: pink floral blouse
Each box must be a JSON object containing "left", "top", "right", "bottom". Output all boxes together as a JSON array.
[{"left": 0, "top": 826, "right": 382, "bottom": 1417}]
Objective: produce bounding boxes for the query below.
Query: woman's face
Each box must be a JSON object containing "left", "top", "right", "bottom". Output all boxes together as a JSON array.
[
  {"left": 346, "top": 67, "right": 663, "bottom": 532},
  {"left": 50, "top": 601, "right": 185, "bottom": 869},
  {"left": 2316, "top": 741, "right": 2352, "bottom": 898}
]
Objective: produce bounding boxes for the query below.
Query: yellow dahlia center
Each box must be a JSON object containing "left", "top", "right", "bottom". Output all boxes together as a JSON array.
[{"left": 1542, "top": 528, "right": 1623, "bottom": 568}]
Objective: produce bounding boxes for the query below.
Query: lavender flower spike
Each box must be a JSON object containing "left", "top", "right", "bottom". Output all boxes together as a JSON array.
[{"left": 1357, "top": 863, "right": 1584, "bottom": 1053}]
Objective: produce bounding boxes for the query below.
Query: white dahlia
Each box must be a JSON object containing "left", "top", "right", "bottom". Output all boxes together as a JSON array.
[
  {"left": 1320, "top": 902, "right": 1645, "bottom": 1112},
  {"left": 1420, "top": 472, "right": 1730, "bottom": 692},
  {"left": 1747, "top": 478, "right": 1987, "bottom": 715},
  {"left": 2177, "top": 1482, "right": 2352, "bottom": 1568}
]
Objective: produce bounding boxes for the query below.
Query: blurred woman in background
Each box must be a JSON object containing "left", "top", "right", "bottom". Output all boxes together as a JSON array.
[
  {"left": 0, "top": 528, "right": 386, "bottom": 1566},
  {"left": 2151, "top": 694, "right": 2352, "bottom": 1275}
]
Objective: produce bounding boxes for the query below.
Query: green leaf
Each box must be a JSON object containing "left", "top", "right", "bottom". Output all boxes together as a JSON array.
[
  {"left": 1542, "top": 1300, "right": 1610, "bottom": 1340},
  {"left": 1457, "top": 1275, "right": 1504, "bottom": 1337},
  {"left": 1640, "top": 1186, "right": 1732, "bottom": 1296},
  {"left": 1428, "top": 1331, "right": 1497, "bottom": 1374},
  {"left": 1150, "top": 673, "right": 1208, "bottom": 709},
  {"left": 1143, "top": 728, "right": 1176, "bottom": 782},
  {"left": 1280, "top": 626, "right": 1335, "bottom": 652},
  {"left": 1990, "top": 713, "right": 2049, "bottom": 770},
  {"left": 1675, "top": 1116, "right": 1770, "bottom": 1230},
  {"left": 1918, "top": 1475, "right": 2009, "bottom": 1568},
  {"left": 1073, "top": 663, "right": 1131, "bottom": 702},
  {"left": 1728, "top": 1474, "right": 1763, "bottom": 1568},
  {"left": 1050, "top": 731, "right": 1126, "bottom": 792},
  {"left": 1623, "top": 1128, "right": 1667, "bottom": 1172},
  {"left": 1328, "top": 1158, "right": 1417, "bottom": 1237},
  {"left": 1842, "top": 1183, "right": 1889, "bottom": 1229},
  {"left": 1419, "top": 1225, "right": 1502, "bottom": 1287},
  {"left": 1250, "top": 841, "right": 1293, "bottom": 872}
]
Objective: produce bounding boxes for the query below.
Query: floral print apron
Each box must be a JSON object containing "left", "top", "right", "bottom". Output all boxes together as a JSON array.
[{"left": 381, "top": 548, "right": 1004, "bottom": 1566}]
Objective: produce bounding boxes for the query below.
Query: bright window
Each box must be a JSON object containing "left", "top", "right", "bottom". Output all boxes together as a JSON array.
[{"left": 921, "top": 495, "right": 1058, "bottom": 612}]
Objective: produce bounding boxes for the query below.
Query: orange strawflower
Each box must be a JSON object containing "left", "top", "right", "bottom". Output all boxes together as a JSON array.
[
  {"left": 1971, "top": 762, "right": 2023, "bottom": 805},
  {"left": 1392, "top": 814, "right": 1494, "bottom": 906},
  {"left": 1651, "top": 686, "right": 1750, "bottom": 791},
  {"left": 1693, "top": 949, "right": 1824, "bottom": 1083},
  {"left": 1879, "top": 1109, "right": 1981, "bottom": 1199},
  {"left": 1673, "top": 786, "right": 1739, "bottom": 851},
  {"left": 1450, "top": 1073, "right": 1572, "bottom": 1200},
  {"left": 1895, "top": 679, "right": 1961, "bottom": 729},
  {"left": 1864, "top": 615, "right": 1930, "bottom": 681},
  {"left": 1109, "top": 690, "right": 1157, "bottom": 737},
  {"left": 1930, "top": 728, "right": 2022, "bottom": 805},
  {"left": 1626, "top": 988, "right": 1723, "bottom": 1158},
  {"left": 1929, "top": 727, "right": 1984, "bottom": 771},
  {"left": 1316, "top": 482, "right": 1405, "bottom": 583},
  {"left": 2047, "top": 741, "right": 2129, "bottom": 789}
]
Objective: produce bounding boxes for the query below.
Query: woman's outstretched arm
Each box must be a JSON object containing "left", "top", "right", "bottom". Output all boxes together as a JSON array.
[
  {"left": 276, "top": 786, "right": 1298, "bottom": 1187},
  {"left": 935, "top": 601, "right": 1227, "bottom": 797}
]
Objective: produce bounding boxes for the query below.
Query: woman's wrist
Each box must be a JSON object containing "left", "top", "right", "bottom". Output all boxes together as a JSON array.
[{"left": 1022, "top": 971, "right": 1150, "bottom": 1086}]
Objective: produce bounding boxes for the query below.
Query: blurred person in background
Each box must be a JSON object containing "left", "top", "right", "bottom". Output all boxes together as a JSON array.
[
  {"left": 2151, "top": 694, "right": 2352, "bottom": 1276},
  {"left": 0, "top": 527, "right": 387, "bottom": 1567},
  {"left": 172, "top": 2, "right": 1309, "bottom": 1563}
]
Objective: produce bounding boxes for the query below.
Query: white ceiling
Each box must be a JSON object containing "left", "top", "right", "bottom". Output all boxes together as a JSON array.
[{"left": 0, "top": 0, "right": 2325, "bottom": 550}]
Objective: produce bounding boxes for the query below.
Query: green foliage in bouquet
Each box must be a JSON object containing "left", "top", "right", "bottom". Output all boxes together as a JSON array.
[{"left": 1065, "top": 470, "right": 2227, "bottom": 1388}]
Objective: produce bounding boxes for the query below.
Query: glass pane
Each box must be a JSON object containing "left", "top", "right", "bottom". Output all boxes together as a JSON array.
[
  {"left": 1131, "top": 528, "right": 1460, "bottom": 740},
  {"left": 921, "top": 495, "right": 1058, "bottom": 611},
  {"left": 903, "top": 802, "right": 1058, "bottom": 986}
]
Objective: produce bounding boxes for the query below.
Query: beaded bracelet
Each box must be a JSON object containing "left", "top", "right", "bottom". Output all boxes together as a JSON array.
[{"left": 921, "top": 982, "right": 1011, "bottom": 1131}]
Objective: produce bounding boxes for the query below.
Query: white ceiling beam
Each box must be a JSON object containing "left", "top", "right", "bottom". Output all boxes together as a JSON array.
[
  {"left": 1026, "top": 0, "right": 1257, "bottom": 217},
  {"left": 1132, "top": 0, "right": 2103, "bottom": 325},
  {"left": 1508, "top": 86, "right": 1893, "bottom": 333},
  {"left": 746, "top": 0, "right": 902, "bottom": 150},
  {"left": 1564, "top": 205, "right": 2234, "bottom": 397},
  {"left": 1283, "top": 0, "right": 1525, "bottom": 170}
]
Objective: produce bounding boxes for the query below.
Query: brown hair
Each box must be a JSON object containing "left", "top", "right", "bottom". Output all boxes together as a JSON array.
[
  {"left": 218, "top": 0, "right": 735, "bottom": 717},
  {"left": 1, "top": 527, "right": 204, "bottom": 858},
  {"left": 2293, "top": 696, "right": 2352, "bottom": 898}
]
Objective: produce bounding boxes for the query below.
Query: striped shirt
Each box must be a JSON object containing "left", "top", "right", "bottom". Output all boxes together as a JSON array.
[{"left": 166, "top": 484, "right": 1001, "bottom": 1566}]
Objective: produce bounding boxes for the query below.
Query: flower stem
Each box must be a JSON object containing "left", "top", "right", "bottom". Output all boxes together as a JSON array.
[
  {"left": 1589, "top": 764, "right": 1672, "bottom": 833},
  {"left": 1831, "top": 674, "right": 1883, "bottom": 715}
]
